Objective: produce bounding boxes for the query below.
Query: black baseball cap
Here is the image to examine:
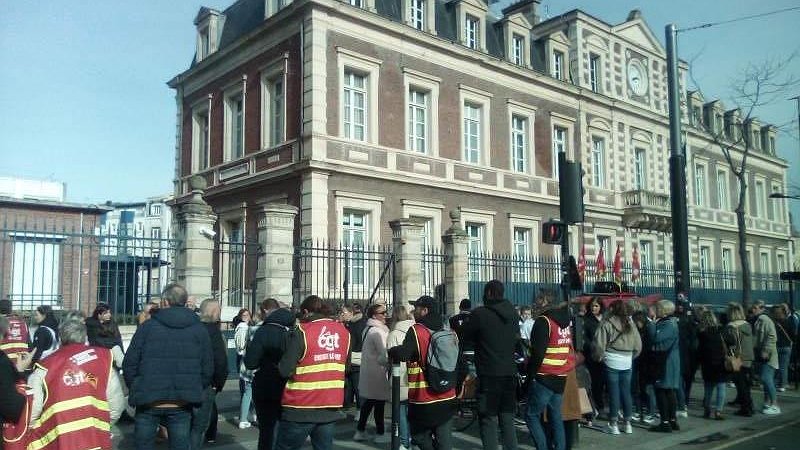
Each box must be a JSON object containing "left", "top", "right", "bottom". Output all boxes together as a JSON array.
[{"left": 411, "top": 295, "right": 437, "bottom": 310}]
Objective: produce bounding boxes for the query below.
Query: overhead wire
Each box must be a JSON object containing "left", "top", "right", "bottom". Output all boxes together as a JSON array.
[{"left": 677, "top": 6, "right": 800, "bottom": 32}]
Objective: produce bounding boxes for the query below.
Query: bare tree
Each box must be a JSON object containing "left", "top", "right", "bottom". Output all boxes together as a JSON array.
[{"left": 689, "top": 54, "right": 798, "bottom": 308}]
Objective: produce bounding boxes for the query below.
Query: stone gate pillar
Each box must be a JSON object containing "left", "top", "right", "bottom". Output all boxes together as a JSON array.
[
  {"left": 256, "top": 203, "right": 299, "bottom": 307},
  {"left": 173, "top": 176, "right": 217, "bottom": 300},
  {"left": 442, "top": 210, "right": 469, "bottom": 317},
  {"left": 389, "top": 218, "right": 424, "bottom": 307}
]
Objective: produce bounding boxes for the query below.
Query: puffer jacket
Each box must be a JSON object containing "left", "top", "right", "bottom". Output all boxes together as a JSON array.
[{"left": 122, "top": 306, "right": 213, "bottom": 406}]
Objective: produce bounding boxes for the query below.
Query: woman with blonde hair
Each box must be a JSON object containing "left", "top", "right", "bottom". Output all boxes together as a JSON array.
[
  {"left": 726, "top": 303, "right": 754, "bottom": 416},
  {"left": 387, "top": 304, "right": 415, "bottom": 450},
  {"left": 696, "top": 309, "right": 730, "bottom": 420},
  {"left": 648, "top": 300, "right": 680, "bottom": 432}
]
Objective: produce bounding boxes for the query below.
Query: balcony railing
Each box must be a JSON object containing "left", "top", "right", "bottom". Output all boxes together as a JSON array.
[{"left": 623, "top": 189, "right": 670, "bottom": 211}]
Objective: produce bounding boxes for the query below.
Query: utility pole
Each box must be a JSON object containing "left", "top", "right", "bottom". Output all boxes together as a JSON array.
[{"left": 665, "top": 24, "right": 691, "bottom": 299}]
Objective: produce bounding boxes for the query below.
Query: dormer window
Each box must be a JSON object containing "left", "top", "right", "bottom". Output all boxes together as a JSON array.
[
  {"left": 751, "top": 129, "right": 760, "bottom": 149},
  {"left": 199, "top": 27, "right": 210, "bottom": 60},
  {"left": 552, "top": 51, "right": 564, "bottom": 79},
  {"left": 768, "top": 135, "right": 775, "bottom": 154},
  {"left": 692, "top": 106, "right": 701, "bottom": 125},
  {"left": 511, "top": 34, "right": 525, "bottom": 66},
  {"left": 465, "top": 15, "right": 479, "bottom": 49},
  {"left": 589, "top": 53, "right": 601, "bottom": 92},
  {"left": 194, "top": 8, "right": 222, "bottom": 63}
]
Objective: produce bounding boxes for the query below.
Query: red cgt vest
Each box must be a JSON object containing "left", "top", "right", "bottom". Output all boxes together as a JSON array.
[
  {"left": 28, "top": 344, "right": 113, "bottom": 450},
  {"left": 2, "top": 382, "right": 32, "bottom": 450},
  {"left": 1, "top": 315, "right": 30, "bottom": 362},
  {"left": 407, "top": 324, "right": 456, "bottom": 405},
  {"left": 281, "top": 319, "right": 350, "bottom": 410},
  {"left": 536, "top": 316, "right": 576, "bottom": 377}
]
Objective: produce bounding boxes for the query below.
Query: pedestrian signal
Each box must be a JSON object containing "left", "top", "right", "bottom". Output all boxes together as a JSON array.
[{"left": 542, "top": 221, "right": 567, "bottom": 245}]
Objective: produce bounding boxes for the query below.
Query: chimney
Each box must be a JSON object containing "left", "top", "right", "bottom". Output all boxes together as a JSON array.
[{"left": 501, "top": 0, "right": 542, "bottom": 25}]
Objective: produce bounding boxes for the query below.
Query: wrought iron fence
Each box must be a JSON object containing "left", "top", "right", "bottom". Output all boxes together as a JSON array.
[
  {"left": 213, "top": 239, "right": 261, "bottom": 313},
  {"left": 293, "top": 242, "right": 395, "bottom": 309},
  {"left": 465, "top": 251, "right": 791, "bottom": 307},
  {"left": 420, "top": 246, "right": 445, "bottom": 297},
  {"left": 0, "top": 223, "right": 179, "bottom": 321}
]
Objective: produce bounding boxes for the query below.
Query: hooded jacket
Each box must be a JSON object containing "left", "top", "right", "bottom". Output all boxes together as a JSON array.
[
  {"left": 244, "top": 308, "right": 295, "bottom": 402},
  {"left": 528, "top": 305, "right": 573, "bottom": 393},
  {"left": 30, "top": 315, "right": 59, "bottom": 364},
  {"left": 462, "top": 298, "right": 519, "bottom": 377},
  {"left": 122, "top": 306, "right": 213, "bottom": 406}
]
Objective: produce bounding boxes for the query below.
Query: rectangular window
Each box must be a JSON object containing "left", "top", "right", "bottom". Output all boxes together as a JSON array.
[
  {"left": 199, "top": 28, "right": 210, "bottom": 60},
  {"left": 694, "top": 164, "right": 706, "bottom": 207},
  {"left": 777, "top": 254, "right": 786, "bottom": 274},
  {"left": 343, "top": 71, "right": 367, "bottom": 141},
  {"left": 11, "top": 237, "right": 62, "bottom": 309},
  {"left": 226, "top": 93, "right": 244, "bottom": 160},
  {"left": 692, "top": 106, "right": 702, "bottom": 126},
  {"left": 150, "top": 227, "right": 161, "bottom": 240},
  {"left": 511, "top": 115, "right": 527, "bottom": 173},
  {"left": 225, "top": 221, "right": 244, "bottom": 307},
  {"left": 717, "top": 170, "right": 728, "bottom": 210},
  {"left": 552, "top": 126, "right": 567, "bottom": 178},
  {"left": 597, "top": 236, "right": 611, "bottom": 267},
  {"left": 342, "top": 211, "right": 367, "bottom": 286},
  {"left": 465, "top": 222, "right": 485, "bottom": 281},
  {"left": 639, "top": 241, "right": 651, "bottom": 269},
  {"left": 410, "top": 0, "right": 425, "bottom": 30},
  {"left": 463, "top": 103, "right": 481, "bottom": 164},
  {"left": 193, "top": 109, "right": 210, "bottom": 171},
  {"left": 590, "top": 137, "right": 605, "bottom": 188},
  {"left": 413, "top": 216, "right": 434, "bottom": 291},
  {"left": 752, "top": 130, "right": 760, "bottom": 149},
  {"left": 759, "top": 252, "right": 769, "bottom": 288},
  {"left": 769, "top": 136, "right": 776, "bottom": 154},
  {"left": 722, "top": 248, "right": 733, "bottom": 288},
  {"left": 512, "top": 35, "right": 524, "bottom": 65},
  {"left": 772, "top": 185, "right": 782, "bottom": 221},
  {"left": 755, "top": 181, "right": 766, "bottom": 217},
  {"left": 465, "top": 15, "right": 479, "bottom": 50},
  {"left": 552, "top": 51, "right": 564, "bottom": 80},
  {"left": 149, "top": 204, "right": 162, "bottom": 216},
  {"left": 512, "top": 227, "right": 531, "bottom": 282},
  {"left": 408, "top": 89, "right": 428, "bottom": 153},
  {"left": 349, "top": 0, "right": 363, "bottom": 7},
  {"left": 634, "top": 148, "right": 646, "bottom": 190},
  {"left": 269, "top": 77, "right": 285, "bottom": 146},
  {"left": 589, "top": 54, "right": 600, "bottom": 92},
  {"left": 699, "top": 246, "right": 710, "bottom": 273}
]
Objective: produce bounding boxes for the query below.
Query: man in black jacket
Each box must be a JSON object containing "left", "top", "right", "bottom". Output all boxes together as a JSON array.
[
  {"left": 190, "top": 298, "right": 229, "bottom": 449},
  {"left": 123, "top": 283, "right": 213, "bottom": 450},
  {"left": 462, "top": 280, "right": 520, "bottom": 450},
  {"left": 245, "top": 307, "right": 295, "bottom": 450}
]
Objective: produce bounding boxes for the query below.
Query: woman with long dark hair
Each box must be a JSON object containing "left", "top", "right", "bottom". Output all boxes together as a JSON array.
[
  {"left": 697, "top": 309, "right": 730, "bottom": 420},
  {"left": 584, "top": 297, "right": 606, "bottom": 415},
  {"left": 30, "top": 305, "right": 59, "bottom": 364},
  {"left": 86, "top": 303, "right": 124, "bottom": 367}
]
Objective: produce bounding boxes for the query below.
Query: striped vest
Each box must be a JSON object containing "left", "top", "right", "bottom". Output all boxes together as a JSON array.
[
  {"left": 281, "top": 319, "right": 350, "bottom": 410},
  {"left": 536, "top": 316, "right": 576, "bottom": 377},
  {"left": 2, "top": 382, "right": 32, "bottom": 450},
  {"left": 1, "top": 315, "right": 30, "bottom": 362},
  {"left": 28, "top": 344, "right": 113, "bottom": 450},
  {"left": 407, "top": 324, "right": 456, "bottom": 405}
]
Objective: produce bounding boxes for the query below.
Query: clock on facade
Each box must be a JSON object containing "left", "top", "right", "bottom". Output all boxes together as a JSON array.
[{"left": 627, "top": 59, "right": 648, "bottom": 96}]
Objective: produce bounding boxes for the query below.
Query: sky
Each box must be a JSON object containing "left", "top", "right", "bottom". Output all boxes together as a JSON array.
[{"left": 1, "top": 0, "right": 798, "bottom": 221}]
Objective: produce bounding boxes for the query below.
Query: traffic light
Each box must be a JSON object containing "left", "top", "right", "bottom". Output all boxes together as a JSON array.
[
  {"left": 542, "top": 220, "right": 567, "bottom": 245},
  {"left": 558, "top": 152, "right": 585, "bottom": 224}
]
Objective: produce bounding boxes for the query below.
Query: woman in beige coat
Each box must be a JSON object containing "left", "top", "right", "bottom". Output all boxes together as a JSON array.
[{"left": 354, "top": 303, "right": 391, "bottom": 443}]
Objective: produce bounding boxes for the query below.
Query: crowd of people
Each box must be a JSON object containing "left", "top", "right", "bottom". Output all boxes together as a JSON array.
[{"left": 1, "top": 282, "right": 798, "bottom": 450}]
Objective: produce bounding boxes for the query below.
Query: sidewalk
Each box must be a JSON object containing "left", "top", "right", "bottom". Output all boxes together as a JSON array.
[{"left": 111, "top": 380, "right": 800, "bottom": 449}]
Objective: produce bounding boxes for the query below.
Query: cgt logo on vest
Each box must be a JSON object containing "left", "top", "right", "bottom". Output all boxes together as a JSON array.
[
  {"left": 556, "top": 326, "right": 571, "bottom": 345},
  {"left": 314, "top": 326, "right": 343, "bottom": 362},
  {"left": 62, "top": 369, "right": 98, "bottom": 389}
]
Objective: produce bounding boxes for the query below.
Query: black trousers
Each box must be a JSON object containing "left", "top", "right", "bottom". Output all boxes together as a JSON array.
[
  {"left": 732, "top": 367, "right": 754, "bottom": 414},
  {"left": 357, "top": 399, "right": 386, "bottom": 434},
  {"left": 655, "top": 388, "right": 677, "bottom": 423},
  {"left": 253, "top": 397, "right": 281, "bottom": 450},
  {"left": 586, "top": 360, "right": 606, "bottom": 411},
  {"left": 477, "top": 376, "right": 518, "bottom": 450}
]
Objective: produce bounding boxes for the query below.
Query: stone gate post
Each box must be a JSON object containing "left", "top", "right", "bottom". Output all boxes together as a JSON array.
[
  {"left": 173, "top": 176, "right": 217, "bottom": 300},
  {"left": 442, "top": 210, "right": 469, "bottom": 317},
  {"left": 255, "top": 203, "right": 299, "bottom": 307},
  {"left": 389, "top": 218, "right": 424, "bottom": 307}
]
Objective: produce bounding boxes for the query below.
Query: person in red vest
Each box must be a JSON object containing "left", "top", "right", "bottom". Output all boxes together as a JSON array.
[
  {"left": 0, "top": 315, "right": 34, "bottom": 450},
  {"left": 0, "top": 299, "right": 30, "bottom": 364},
  {"left": 26, "top": 313, "right": 125, "bottom": 450},
  {"left": 388, "top": 295, "right": 457, "bottom": 450},
  {"left": 274, "top": 295, "right": 351, "bottom": 450},
  {"left": 524, "top": 301, "right": 576, "bottom": 450}
]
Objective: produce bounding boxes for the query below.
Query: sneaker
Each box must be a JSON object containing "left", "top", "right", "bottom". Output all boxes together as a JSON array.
[
  {"left": 373, "top": 434, "right": 391, "bottom": 444},
  {"left": 606, "top": 423, "right": 621, "bottom": 435},
  {"left": 399, "top": 446, "right": 409, "bottom": 450},
  {"left": 763, "top": 405, "right": 781, "bottom": 415},
  {"left": 676, "top": 409, "right": 688, "bottom": 418},
  {"left": 623, "top": 421, "right": 633, "bottom": 434},
  {"left": 643, "top": 414, "right": 659, "bottom": 424},
  {"left": 238, "top": 421, "right": 251, "bottom": 429},
  {"left": 353, "top": 430, "right": 368, "bottom": 441},
  {"left": 631, "top": 412, "right": 642, "bottom": 421},
  {"left": 777, "top": 387, "right": 786, "bottom": 392}
]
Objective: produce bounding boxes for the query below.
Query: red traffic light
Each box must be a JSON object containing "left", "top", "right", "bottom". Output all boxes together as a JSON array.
[{"left": 542, "top": 221, "right": 567, "bottom": 245}]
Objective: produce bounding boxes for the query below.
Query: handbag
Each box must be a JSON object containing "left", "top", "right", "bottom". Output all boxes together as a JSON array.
[{"left": 722, "top": 328, "right": 743, "bottom": 373}]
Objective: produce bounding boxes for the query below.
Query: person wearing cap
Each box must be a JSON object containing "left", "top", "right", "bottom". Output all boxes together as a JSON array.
[{"left": 389, "top": 296, "right": 456, "bottom": 450}]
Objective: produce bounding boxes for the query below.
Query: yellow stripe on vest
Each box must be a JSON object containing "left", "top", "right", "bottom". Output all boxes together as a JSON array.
[
  {"left": 545, "top": 347, "right": 570, "bottom": 354},
  {"left": 36, "top": 396, "right": 110, "bottom": 427},
  {"left": 285, "top": 380, "right": 345, "bottom": 390},
  {"left": 408, "top": 381, "right": 429, "bottom": 388},
  {"left": 27, "top": 417, "right": 110, "bottom": 450},
  {"left": 407, "top": 367, "right": 422, "bottom": 375},
  {"left": 294, "top": 363, "right": 346, "bottom": 375},
  {"left": 542, "top": 358, "right": 567, "bottom": 366},
  {"left": 0, "top": 343, "right": 28, "bottom": 350}
]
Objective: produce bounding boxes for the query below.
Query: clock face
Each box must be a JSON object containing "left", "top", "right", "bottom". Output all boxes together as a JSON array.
[{"left": 627, "top": 60, "right": 648, "bottom": 96}]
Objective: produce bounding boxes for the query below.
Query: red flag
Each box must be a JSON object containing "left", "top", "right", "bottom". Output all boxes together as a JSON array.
[
  {"left": 577, "top": 245, "right": 586, "bottom": 282},
  {"left": 613, "top": 244, "right": 623, "bottom": 283},
  {"left": 595, "top": 244, "right": 606, "bottom": 278},
  {"left": 632, "top": 244, "right": 641, "bottom": 282}
]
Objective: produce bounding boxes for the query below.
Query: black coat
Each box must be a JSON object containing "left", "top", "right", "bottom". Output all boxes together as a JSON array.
[
  {"left": 122, "top": 306, "right": 213, "bottom": 406},
  {"left": 698, "top": 326, "right": 730, "bottom": 383},
  {"left": 0, "top": 352, "right": 25, "bottom": 450},
  {"left": 203, "top": 321, "right": 229, "bottom": 392},
  {"left": 461, "top": 298, "right": 519, "bottom": 377},
  {"left": 30, "top": 316, "right": 59, "bottom": 364},
  {"left": 244, "top": 308, "right": 294, "bottom": 402}
]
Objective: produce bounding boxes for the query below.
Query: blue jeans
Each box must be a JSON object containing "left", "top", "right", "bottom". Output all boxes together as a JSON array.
[
  {"left": 398, "top": 401, "right": 410, "bottom": 447},
  {"left": 191, "top": 387, "right": 216, "bottom": 450},
  {"left": 777, "top": 346, "right": 792, "bottom": 388},
  {"left": 274, "top": 420, "right": 335, "bottom": 450},
  {"left": 606, "top": 367, "right": 632, "bottom": 422},
  {"left": 703, "top": 381, "right": 727, "bottom": 412},
  {"left": 760, "top": 363, "right": 777, "bottom": 404},
  {"left": 135, "top": 406, "right": 192, "bottom": 450},
  {"left": 240, "top": 379, "right": 254, "bottom": 423},
  {"left": 676, "top": 380, "right": 686, "bottom": 410},
  {"left": 525, "top": 380, "right": 564, "bottom": 450}
]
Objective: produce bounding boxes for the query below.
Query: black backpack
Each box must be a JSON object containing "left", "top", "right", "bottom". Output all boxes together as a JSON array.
[{"left": 424, "top": 328, "right": 459, "bottom": 393}]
